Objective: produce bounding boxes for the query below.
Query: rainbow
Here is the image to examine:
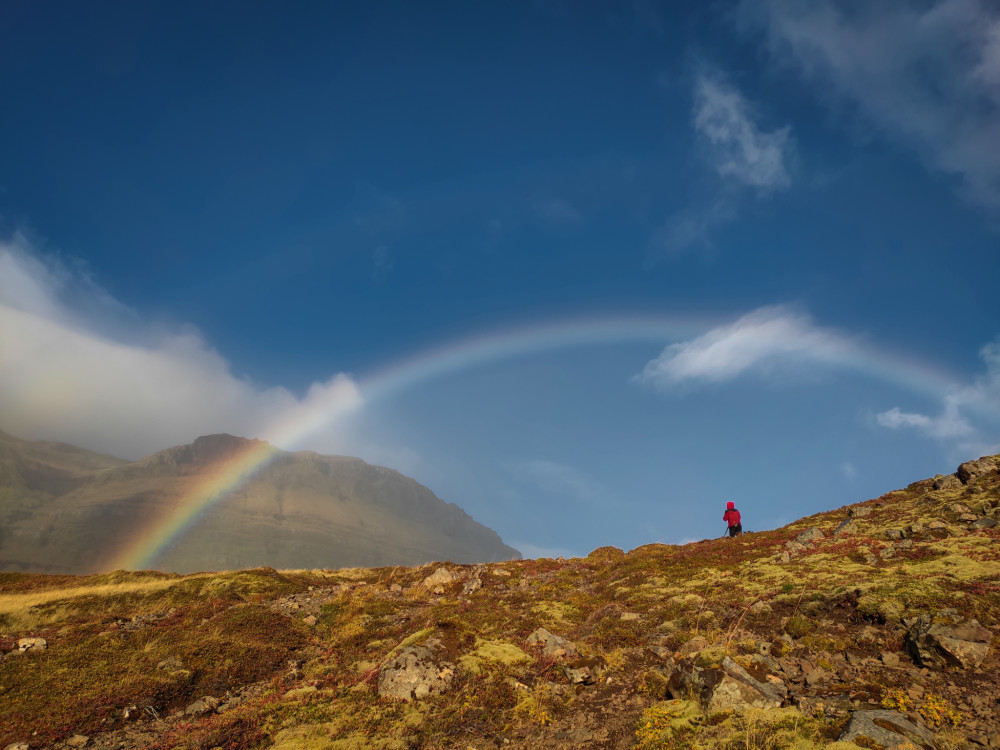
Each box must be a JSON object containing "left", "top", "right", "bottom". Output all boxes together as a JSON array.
[{"left": 108, "top": 311, "right": 982, "bottom": 571}]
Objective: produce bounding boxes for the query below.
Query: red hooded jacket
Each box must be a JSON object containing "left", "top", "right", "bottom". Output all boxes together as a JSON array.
[{"left": 723, "top": 501, "right": 741, "bottom": 527}]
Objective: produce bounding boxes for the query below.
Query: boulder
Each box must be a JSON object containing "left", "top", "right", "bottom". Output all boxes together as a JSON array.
[
  {"left": 563, "top": 656, "right": 604, "bottom": 685},
  {"left": 645, "top": 634, "right": 673, "bottom": 660},
  {"left": 422, "top": 567, "right": 459, "bottom": 589},
  {"left": 378, "top": 638, "right": 455, "bottom": 702},
  {"left": 933, "top": 474, "right": 961, "bottom": 490},
  {"left": 839, "top": 709, "right": 936, "bottom": 749},
  {"left": 905, "top": 612, "right": 992, "bottom": 669},
  {"left": 848, "top": 505, "right": 873, "bottom": 518},
  {"left": 17, "top": 637, "right": 47, "bottom": 653},
  {"left": 834, "top": 519, "right": 858, "bottom": 536},
  {"left": 956, "top": 457, "right": 999, "bottom": 485},
  {"left": 525, "top": 627, "right": 577, "bottom": 659},
  {"left": 667, "top": 654, "right": 787, "bottom": 713},
  {"left": 795, "top": 527, "right": 824, "bottom": 544}
]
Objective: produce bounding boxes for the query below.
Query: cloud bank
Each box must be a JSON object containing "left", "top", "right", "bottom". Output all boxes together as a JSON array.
[
  {"left": 0, "top": 238, "right": 362, "bottom": 460},
  {"left": 742, "top": 0, "right": 1000, "bottom": 207}
]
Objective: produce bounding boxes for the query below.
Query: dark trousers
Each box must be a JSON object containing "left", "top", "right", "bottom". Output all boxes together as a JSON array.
[{"left": 728, "top": 523, "right": 742, "bottom": 537}]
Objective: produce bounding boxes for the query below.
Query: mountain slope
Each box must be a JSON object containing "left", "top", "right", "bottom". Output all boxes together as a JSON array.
[
  {"left": 0, "top": 454, "right": 997, "bottom": 749},
  {"left": 0, "top": 432, "right": 520, "bottom": 573}
]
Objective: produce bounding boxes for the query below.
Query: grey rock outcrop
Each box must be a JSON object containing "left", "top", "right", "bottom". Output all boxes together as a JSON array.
[
  {"left": 957, "top": 457, "right": 999, "bottom": 485},
  {"left": 794, "top": 527, "right": 825, "bottom": 544},
  {"left": 839, "top": 709, "right": 936, "bottom": 749},
  {"left": 526, "top": 627, "right": 577, "bottom": 659},
  {"left": 667, "top": 653, "right": 787, "bottom": 713},
  {"left": 905, "top": 612, "right": 992, "bottom": 669},
  {"left": 378, "top": 638, "right": 455, "bottom": 702}
]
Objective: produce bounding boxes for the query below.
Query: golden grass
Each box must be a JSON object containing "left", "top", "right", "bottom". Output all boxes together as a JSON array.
[{"left": 0, "top": 575, "right": 210, "bottom": 630}]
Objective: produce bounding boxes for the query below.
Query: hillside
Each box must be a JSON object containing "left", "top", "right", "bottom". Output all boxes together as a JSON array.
[
  {"left": 0, "top": 455, "right": 998, "bottom": 749},
  {"left": 0, "top": 431, "right": 520, "bottom": 574}
]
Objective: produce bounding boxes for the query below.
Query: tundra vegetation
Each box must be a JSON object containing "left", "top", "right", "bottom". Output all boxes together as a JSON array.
[{"left": 1, "top": 457, "right": 998, "bottom": 749}]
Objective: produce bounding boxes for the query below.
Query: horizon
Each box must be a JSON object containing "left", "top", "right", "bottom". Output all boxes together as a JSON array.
[{"left": 1, "top": 1, "right": 999, "bottom": 560}]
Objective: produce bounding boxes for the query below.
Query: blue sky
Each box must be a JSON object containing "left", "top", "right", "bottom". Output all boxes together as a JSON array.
[{"left": 1, "top": 1, "right": 999, "bottom": 559}]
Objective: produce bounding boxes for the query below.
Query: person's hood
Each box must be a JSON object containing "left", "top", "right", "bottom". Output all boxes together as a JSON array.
[{"left": 726, "top": 501, "right": 735, "bottom": 510}]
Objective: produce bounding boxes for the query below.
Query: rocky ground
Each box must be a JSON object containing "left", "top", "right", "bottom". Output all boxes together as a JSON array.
[{"left": 1, "top": 456, "right": 998, "bottom": 749}]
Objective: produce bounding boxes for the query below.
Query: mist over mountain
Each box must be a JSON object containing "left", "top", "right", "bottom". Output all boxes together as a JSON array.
[{"left": 0, "top": 429, "right": 520, "bottom": 574}]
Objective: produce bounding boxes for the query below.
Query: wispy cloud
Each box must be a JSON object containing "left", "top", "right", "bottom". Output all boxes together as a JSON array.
[
  {"left": 741, "top": 0, "right": 1000, "bottom": 208},
  {"left": 531, "top": 195, "right": 584, "bottom": 227},
  {"left": 653, "top": 74, "right": 793, "bottom": 257},
  {"left": 635, "top": 305, "right": 856, "bottom": 387},
  {"left": 693, "top": 74, "right": 793, "bottom": 191},
  {"left": 876, "top": 338, "right": 1000, "bottom": 458},
  {"left": 0, "top": 238, "right": 363, "bottom": 460}
]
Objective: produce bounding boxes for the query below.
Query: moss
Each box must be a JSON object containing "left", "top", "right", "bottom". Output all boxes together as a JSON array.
[{"left": 457, "top": 639, "right": 530, "bottom": 674}]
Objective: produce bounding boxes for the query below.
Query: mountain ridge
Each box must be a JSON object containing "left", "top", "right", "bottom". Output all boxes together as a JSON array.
[{"left": 0, "top": 430, "right": 520, "bottom": 574}]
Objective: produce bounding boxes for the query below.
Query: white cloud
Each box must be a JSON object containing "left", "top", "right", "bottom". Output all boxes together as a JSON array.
[
  {"left": 531, "top": 196, "right": 584, "bottom": 226},
  {"left": 875, "top": 337, "right": 1000, "bottom": 459},
  {"left": 693, "top": 74, "right": 793, "bottom": 190},
  {"left": 653, "top": 75, "right": 792, "bottom": 258},
  {"left": 876, "top": 400, "right": 975, "bottom": 440},
  {"left": 742, "top": 0, "right": 1000, "bottom": 207},
  {"left": 0, "top": 239, "right": 363, "bottom": 460},
  {"left": 840, "top": 461, "right": 857, "bottom": 480},
  {"left": 636, "top": 305, "right": 856, "bottom": 387}
]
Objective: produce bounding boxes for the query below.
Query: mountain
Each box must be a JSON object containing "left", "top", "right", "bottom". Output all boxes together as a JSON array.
[
  {"left": 0, "top": 454, "right": 997, "bottom": 749},
  {"left": 0, "top": 430, "right": 520, "bottom": 574}
]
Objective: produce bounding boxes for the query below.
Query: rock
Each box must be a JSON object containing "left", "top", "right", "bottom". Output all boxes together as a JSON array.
[
  {"left": 461, "top": 578, "right": 482, "bottom": 595},
  {"left": 5, "top": 743, "right": 30, "bottom": 750},
  {"left": 795, "top": 527, "right": 824, "bottom": 544},
  {"left": 378, "top": 639, "right": 456, "bottom": 701},
  {"left": 525, "top": 627, "right": 577, "bottom": 659},
  {"left": 959, "top": 513, "right": 978, "bottom": 522},
  {"left": 839, "top": 709, "right": 936, "bottom": 749},
  {"left": 834, "top": 519, "right": 858, "bottom": 536},
  {"left": 303, "top": 615, "right": 318, "bottom": 626},
  {"left": 934, "top": 474, "right": 961, "bottom": 490},
  {"left": 157, "top": 655, "right": 184, "bottom": 671},
  {"left": 881, "top": 651, "right": 900, "bottom": 667},
  {"left": 905, "top": 612, "right": 992, "bottom": 669},
  {"left": 886, "top": 528, "right": 904, "bottom": 540},
  {"left": 184, "top": 696, "right": 219, "bottom": 716},
  {"left": 422, "top": 567, "right": 459, "bottom": 589},
  {"left": 667, "top": 655, "right": 787, "bottom": 713},
  {"left": 17, "top": 637, "right": 46, "bottom": 653},
  {"left": 804, "top": 666, "right": 830, "bottom": 686},
  {"left": 950, "top": 502, "right": 972, "bottom": 514},
  {"left": 389, "top": 583, "right": 403, "bottom": 592},
  {"left": 645, "top": 634, "right": 673, "bottom": 660},
  {"left": 973, "top": 517, "right": 998, "bottom": 529},
  {"left": 909, "top": 522, "right": 925, "bottom": 535},
  {"left": 927, "top": 520, "right": 947, "bottom": 530},
  {"left": 849, "top": 505, "right": 873, "bottom": 518},
  {"left": 957, "top": 457, "right": 999, "bottom": 485},
  {"left": 620, "top": 612, "right": 640, "bottom": 621},
  {"left": 563, "top": 657, "right": 604, "bottom": 685},
  {"left": 66, "top": 737, "right": 89, "bottom": 748},
  {"left": 674, "top": 636, "right": 710, "bottom": 659}
]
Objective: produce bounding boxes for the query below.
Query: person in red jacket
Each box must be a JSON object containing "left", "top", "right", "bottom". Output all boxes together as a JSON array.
[{"left": 723, "top": 501, "right": 742, "bottom": 537}]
